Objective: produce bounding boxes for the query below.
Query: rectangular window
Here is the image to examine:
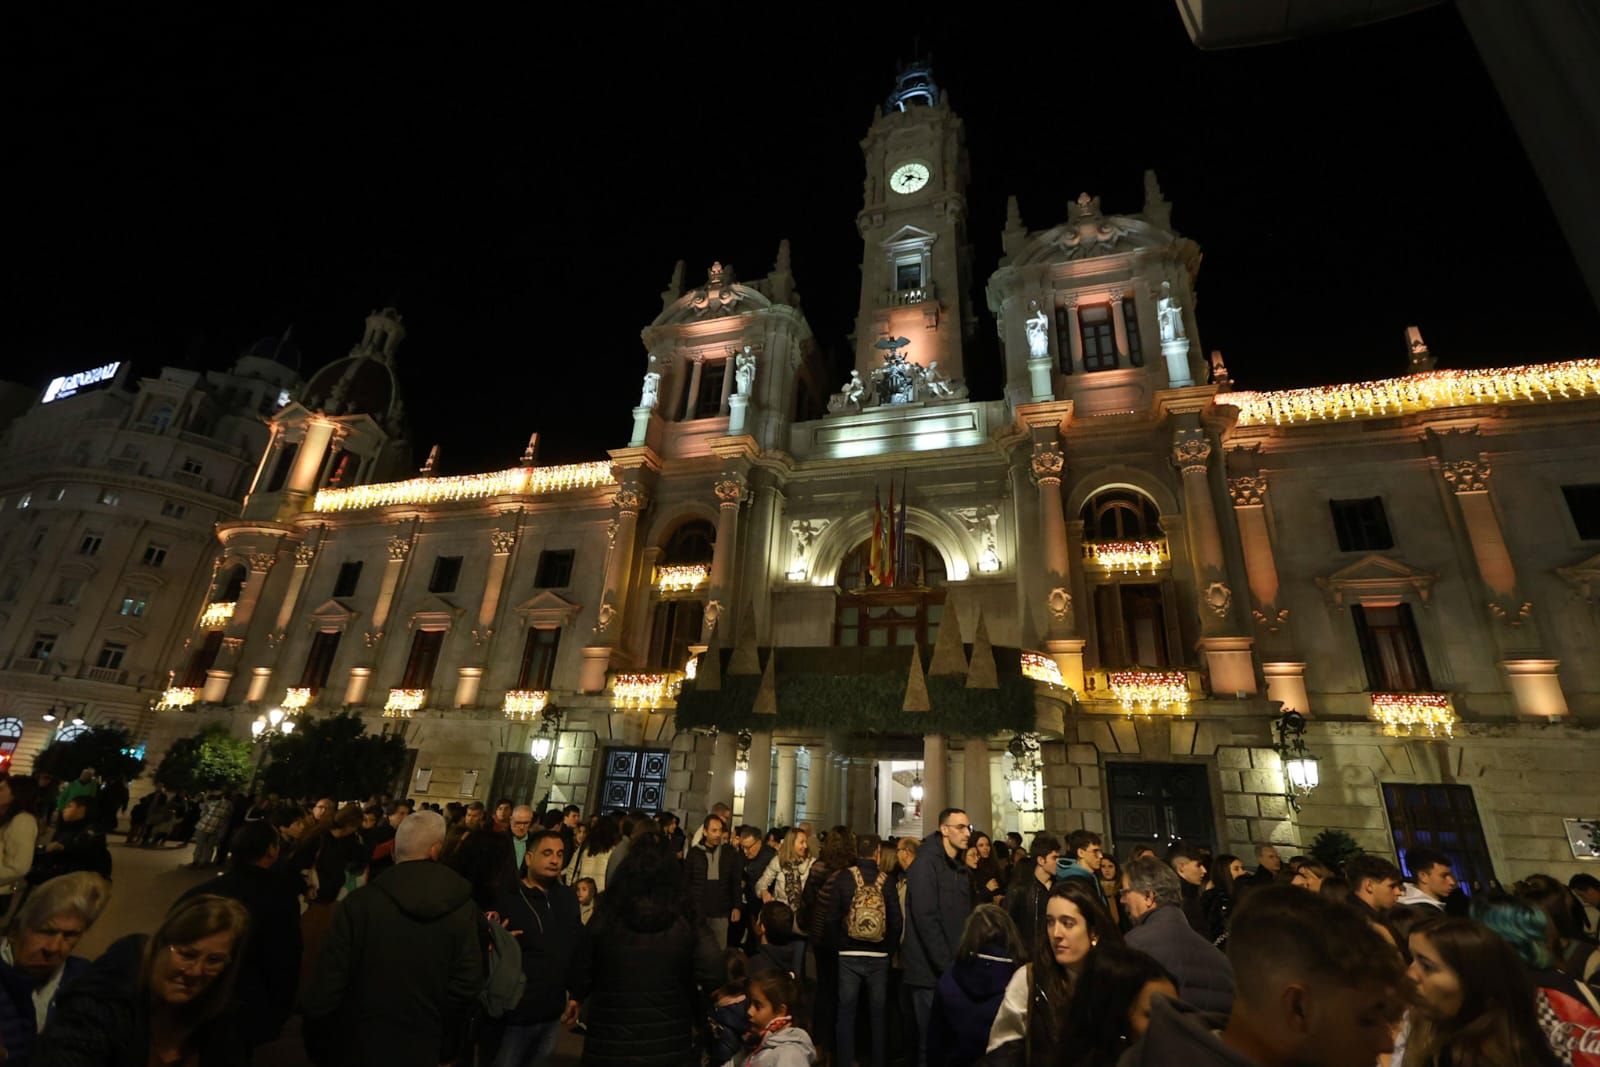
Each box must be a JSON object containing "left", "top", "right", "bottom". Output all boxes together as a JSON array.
[
  {"left": 647, "top": 599, "right": 703, "bottom": 670},
  {"left": 16, "top": 493, "right": 30, "bottom": 510},
  {"left": 401, "top": 629, "right": 446, "bottom": 690},
  {"left": 1093, "top": 583, "right": 1172, "bottom": 667},
  {"left": 695, "top": 361, "right": 727, "bottom": 419},
  {"left": 1329, "top": 497, "right": 1394, "bottom": 552},
  {"left": 29, "top": 633, "right": 58, "bottom": 660},
  {"left": 298, "top": 629, "right": 343, "bottom": 693},
  {"left": 266, "top": 443, "right": 299, "bottom": 492},
  {"left": 51, "top": 578, "right": 84, "bottom": 606},
  {"left": 181, "top": 457, "right": 204, "bottom": 475},
  {"left": 119, "top": 593, "right": 148, "bottom": 617},
  {"left": 97, "top": 488, "right": 119, "bottom": 506},
  {"left": 1080, "top": 304, "right": 1117, "bottom": 371},
  {"left": 516, "top": 627, "right": 562, "bottom": 689},
  {"left": 161, "top": 501, "right": 188, "bottom": 519},
  {"left": 1563, "top": 484, "right": 1600, "bottom": 540},
  {"left": 1382, "top": 783, "right": 1495, "bottom": 895},
  {"left": 1122, "top": 299, "right": 1143, "bottom": 367},
  {"left": 142, "top": 543, "right": 169, "bottom": 567},
  {"left": 895, "top": 259, "right": 923, "bottom": 291},
  {"left": 332, "top": 560, "right": 363, "bottom": 598},
  {"left": 1055, "top": 306, "right": 1074, "bottom": 375},
  {"left": 181, "top": 630, "right": 223, "bottom": 687},
  {"left": 1353, "top": 604, "right": 1433, "bottom": 692},
  {"left": 79, "top": 533, "right": 103, "bottom": 556},
  {"left": 534, "top": 549, "right": 574, "bottom": 589},
  {"left": 429, "top": 555, "right": 463, "bottom": 594},
  {"left": 96, "top": 642, "right": 127, "bottom": 669}
]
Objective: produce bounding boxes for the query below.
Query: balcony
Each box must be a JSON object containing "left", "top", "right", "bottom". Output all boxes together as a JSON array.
[
  {"left": 502, "top": 689, "right": 550, "bottom": 722},
  {"left": 878, "top": 283, "right": 937, "bottom": 308},
  {"left": 384, "top": 688, "right": 426, "bottom": 718},
  {"left": 156, "top": 686, "right": 201, "bottom": 710},
  {"left": 609, "top": 671, "right": 683, "bottom": 709},
  {"left": 107, "top": 456, "right": 142, "bottom": 474},
  {"left": 7, "top": 657, "right": 49, "bottom": 675},
  {"left": 1082, "top": 668, "right": 1202, "bottom": 714},
  {"left": 281, "top": 687, "right": 312, "bottom": 710},
  {"left": 1369, "top": 692, "right": 1455, "bottom": 737},
  {"left": 1082, "top": 538, "right": 1170, "bottom": 575},
  {"left": 655, "top": 563, "right": 710, "bottom": 595},
  {"left": 199, "top": 601, "right": 236, "bottom": 630},
  {"left": 85, "top": 667, "right": 127, "bottom": 685},
  {"left": 171, "top": 469, "right": 211, "bottom": 492}
]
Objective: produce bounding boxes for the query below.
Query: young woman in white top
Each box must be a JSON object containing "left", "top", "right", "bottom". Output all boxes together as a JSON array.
[
  {"left": 0, "top": 775, "right": 42, "bottom": 914},
  {"left": 756, "top": 827, "right": 814, "bottom": 912}
]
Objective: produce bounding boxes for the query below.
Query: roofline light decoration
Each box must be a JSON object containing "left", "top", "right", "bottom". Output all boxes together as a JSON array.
[
  {"left": 1106, "top": 670, "right": 1191, "bottom": 714},
  {"left": 1084, "top": 539, "right": 1169, "bottom": 574},
  {"left": 311, "top": 461, "right": 614, "bottom": 513},
  {"left": 610, "top": 672, "right": 683, "bottom": 709},
  {"left": 1370, "top": 692, "right": 1456, "bottom": 737},
  {"left": 655, "top": 564, "right": 711, "bottom": 594},
  {"left": 1019, "top": 650, "right": 1066, "bottom": 688},
  {"left": 199, "top": 602, "right": 237, "bottom": 630},
  {"left": 281, "top": 687, "right": 311, "bottom": 710},
  {"left": 1217, "top": 359, "right": 1600, "bottom": 427},
  {"left": 503, "top": 689, "right": 550, "bottom": 721},
  {"left": 383, "top": 688, "right": 425, "bottom": 718},
  {"left": 156, "top": 686, "right": 200, "bottom": 711}
]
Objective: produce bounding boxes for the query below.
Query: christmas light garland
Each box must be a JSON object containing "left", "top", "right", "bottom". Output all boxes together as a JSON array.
[
  {"left": 156, "top": 686, "right": 200, "bottom": 710},
  {"left": 1217, "top": 359, "right": 1600, "bottom": 427},
  {"left": 656, "top": 564, "right": 711, "bottom": 594},
  {"left": 311, "top": 461, "right": 614, "bottom": 513},
  {"left": 1020, "top": 651, "right": 1066, "bottom": 687},
  {"left": 503, "top": 689, "right": 550, "bottom": 721},
  {"left": 1107, "top": 669, "right": 1191, "bottom": 712},
  {"left": 281, "top": 687, "right": 311, "bottom": 710},
  {"left": 1085, "top": 540, "right": 1169, "bottom": 574},
  {"left": 611, "top": 672, "right": 682, "bottom": 709},
  {"left": 198, "top": 602, "right": 236, "bottom": 629},
  {"left": 384, "top": 688, "right": 425, "bottom": 718},
  {"left": 1370, "top": 692, "right": 1455, "bottom": 737}
]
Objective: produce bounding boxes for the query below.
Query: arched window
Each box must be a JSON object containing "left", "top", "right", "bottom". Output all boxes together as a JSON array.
[
  {"left": 646, "top": 520, "right": 715, "bottom": 671},
  {"left": 147, "top": 405, "right": 174, "bottom": 432},
  {"left": 661, "top": 520, "right": 715, "bottom": 564},
  {"left": 215, "top": 564, "right": 247, "bottom": 603},
  {"left": 0, "top": 717, "right": 22, "bottom": 773},
  {"left": 53, "top": 723, "right": 90, "bottom": 744},
  {"left": 1080, "top": 488, "right": 1163, "bottom": 541},
  {"left": 834, "top": 534, "right": 946, "bottom": 648}
]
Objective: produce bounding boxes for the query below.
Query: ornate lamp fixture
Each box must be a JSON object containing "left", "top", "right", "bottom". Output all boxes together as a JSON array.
[
  {"left": 1271, "top": 710, "right": 1320, "bottom": 812},
  {"left": 909, "top": 774, "right": 925, "bottom": 804},
  {"left": 732, "top": 729, "right": 754, "bottom": 795},
  {"left": 1006, "top": 733, "right": 1042, "bottom": 809},
  {"left": 250, "top": 706, "right": 296, "bottom": 742},
  {"left": 529, "top": 706, "right": 565, "bottom": 773}
]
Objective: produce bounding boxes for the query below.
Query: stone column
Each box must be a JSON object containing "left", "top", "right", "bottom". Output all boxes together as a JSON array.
[
  {"left": 683, "top": 359, "right": 703, "bottom": 421},
  {"left": 273, "top": 542, "right": 320, "bottom": 639},
  {"left": 1227, "top": 474, "right": 1304, "bottom": 709},
  {"left": 580, "top": 480, "right": 648, "bottom": 693},
  {"left": 1063, "top": 299, "right": 1083, "bottom": 374},
  {"left": 1173, "top": 423, "right": 1256, "bottom": 694},
  {"left": 1109, "top": 294, "right": 1130, "bottom": 362},
  {"left": 478, "top": 528, "right": 518, "bottom": 642},
  {"left": 286, "top": 418, "right": 336, "bottom": 507},
  {"left": 962, "top": 737, "right": 992, "bottom": 835},
  {"left": 921, "top": 734, "right": 948, "bottom": 828},
  {"left": 369, "top": 531, "right": 414, "bottom": 644},
  {"left": 775, "top": 745, "right": 798, "bottom": 826},
  {"left": 227, "top": 549, "right": 279, "bottom": 632},
  {"left": 1441, "top": 458, "right": 1516, "bottom": 600},
  {"left": 1030, "top": 437, "right": 1087, "bottom": 689},
  {"left": 848, "top": 757, "right": 877, "bottom": 835},
  {"left": 706, "top": 470, "right": 747, "bottom": 639},
  {"left": 744, "top": 731, "right": 774, "bottom": 829},
  {"left": 709, "top": 730, "right": 740, "bottom": 811}
]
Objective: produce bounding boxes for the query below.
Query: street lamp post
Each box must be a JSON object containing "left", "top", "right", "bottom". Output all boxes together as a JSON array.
[{"left": 249, "top": 707, "right": 297, "bottom": 789}]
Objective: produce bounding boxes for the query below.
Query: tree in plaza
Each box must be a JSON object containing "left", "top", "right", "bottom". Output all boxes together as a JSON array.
[
  {"left": 259, "top": 711, "right": 406, "bottom": 800},
  {"left": 1308, "top": 828, "right": 1363, "bottom": 873},
  {"left": 33, "top": 723, "right": 145, "bottom": 783},
  {"left": 154, "top": 723, "right": 253, "bottom": 793}
]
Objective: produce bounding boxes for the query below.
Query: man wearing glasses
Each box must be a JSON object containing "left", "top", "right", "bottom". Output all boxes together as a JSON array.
[{"left": 901, "top": 808, "right": 972, "bottom": 1067}]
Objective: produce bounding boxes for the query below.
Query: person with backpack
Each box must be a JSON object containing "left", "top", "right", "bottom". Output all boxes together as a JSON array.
[
  {"left": 827, "top": 833, "right": 903, "bottom": 1067},
  {"left": 482, "top": 827, "right": 585, "bottom": 1067}
]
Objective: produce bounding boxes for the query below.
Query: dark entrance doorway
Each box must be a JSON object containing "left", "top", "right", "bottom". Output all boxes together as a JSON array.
[
  {"left": 489, "top": 752, "right": 541, "bottom": 809},
  {"left": 1106, "top": 762, "right": 1216, "bottom": 853}
]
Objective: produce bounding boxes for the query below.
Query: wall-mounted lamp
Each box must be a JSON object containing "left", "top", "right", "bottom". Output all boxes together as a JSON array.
[{"left": 1272, "top": 710, "right": 1320, "bottom": 812}]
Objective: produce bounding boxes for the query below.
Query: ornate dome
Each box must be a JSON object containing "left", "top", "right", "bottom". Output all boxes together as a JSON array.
[{"left": 302, "top": 354, "right": 403, "bottom": 424}]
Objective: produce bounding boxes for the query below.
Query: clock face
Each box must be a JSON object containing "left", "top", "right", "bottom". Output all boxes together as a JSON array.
[{"left": 890, "top": 162, "right": 930, "bottom": 195}]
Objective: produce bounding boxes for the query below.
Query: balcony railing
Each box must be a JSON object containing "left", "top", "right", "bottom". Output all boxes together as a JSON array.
[
  {"left": 199, "top": 602, "right": 236, "bottom": 630},
  {"left": 7, "top": 658, "right": 49, "bottom": 675},
  {"left": 1082, "top": 668, "right": 1201, "bottom": 714},
  {"left": 878, "top": 283, "right": 937, "bottom": 308},
  {"left": 281, "top": 687, "right": 312, "bottom": 710},
  {"left": 609, "top": 672, "right": 683, "bottom": 709},
  {"left": 156, "top": 686, "right": 201, "bottom": 710},
  {"left": 1082, "top": 539, "right": 1170, "bottom": 574},
  {"left": 1019, "top": 651, "right": 1067, "bottom": 688},
  {"left": 655, "top": 564, "right": 710, "bottom": 595},
  {"left": 171, "top": 470, "right": 210, "bottom": 492},
  {"left": 384, "top": 688, "right": 426, "bottom": 718},
  {"left": 503, "top": 689, "right": 550, "bottom": 721},
  {"left": 85, "top": 667, "right": 127, "bottom": 685},
  {"left": 1369, "top": 692, "right": 1455, "bottom": 737}
]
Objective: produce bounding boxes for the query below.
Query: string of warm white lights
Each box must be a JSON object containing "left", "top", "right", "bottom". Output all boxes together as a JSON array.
[
  {"left": 1085, "top": 540, "right": 1169, "bottom": 574},
  {"left": 1217, "top": 360, "right": 1600, "bottom": 427},
  {"left": 281, "top": 687, "right": 311, "bottom": 710},
  {"left": 383, "top": 688, "right": 425, "bottom": 718},
  {"left": 311, "top": 461, "right": 615, "bottom": 513},
  {"left": 1019, "top": 650, "right": 1066, "bottom": 687},
  {"left": 611, "top": 672, "right": 682, "bottom": 709},
  {"left": 198, "top": 602, "right": 236, "bottom": 629},
  {"left": 656, "top": 564, "right": 711, "bottom": 594},
  {"left": 1107, "top": 670, "right": 1191, "bottom": 712},
  {"left": 156, "top": 686, "right": 200, "bottom": 710},
  {"left": 503, "top": 689, "right": 550, "bottom": 721},
  {"left": 1370, "top": 692, "right": 1456, "bottom": 737}
]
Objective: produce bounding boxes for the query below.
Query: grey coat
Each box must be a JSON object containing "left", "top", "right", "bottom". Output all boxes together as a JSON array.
[{"left": 1124, "top": 904, "right": 1236, "bottom": 1015}]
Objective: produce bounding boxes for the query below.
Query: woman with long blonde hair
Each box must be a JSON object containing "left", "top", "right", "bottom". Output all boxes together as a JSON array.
[{"left": 756, "top": 827, "right": 815, "bottom": 916}]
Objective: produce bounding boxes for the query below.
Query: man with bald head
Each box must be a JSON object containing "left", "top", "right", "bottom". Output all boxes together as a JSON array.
[{"left": 303, "top": 810, "right": 485, "bottom": 1067}]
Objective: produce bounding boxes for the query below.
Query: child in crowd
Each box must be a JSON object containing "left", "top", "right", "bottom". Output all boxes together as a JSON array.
[
  {"left": 574, "top": 876, "right": 596, "bottom": 924},
  {"left": 750, "top": 901, "right": 805, "bottom": 978},
  {"left": 710, "top": 950, "right": 752, "bottom": 1065},
  {"left": 726, "top": 969, "right": 816, "bottom": 1067}
]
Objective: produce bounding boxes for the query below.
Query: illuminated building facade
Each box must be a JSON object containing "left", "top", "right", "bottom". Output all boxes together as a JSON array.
[
  {"left": 0, "top": 340, "right": 302, "bottom": 769},
  {"left": 145, "top": 65, "right": 1599, "bottom": 882}
]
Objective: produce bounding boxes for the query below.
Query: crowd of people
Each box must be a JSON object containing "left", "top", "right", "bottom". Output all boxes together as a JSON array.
[{"left": 0, "top": 770, "right": 1596, "bottom": 1067}]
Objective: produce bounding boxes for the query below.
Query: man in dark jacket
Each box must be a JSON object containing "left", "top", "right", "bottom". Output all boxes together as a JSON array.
[
  {"left": 0, "top": 871, "right": 111, "bottom": 1066},
  {"left": 29, "top": 798, "right": 111, "bottom": 884},
  {"left": 482, "top": 827, "right": 587, "bottom": 1067},
  {"left": 686, "top": 813, "right": 741, "bottom": 947},
  {"left": 1006, "top": 831, "right": 1059, "bottom": 956},
  {"left": 1344, "top": 854, "right": 1404, "bottom": 922},
  {"left": 1119, "top": 885, "right": 1406, "bottom": 1067},
  {"left": 828, "top": 833, "right": 902, "bottom": 1067},
  {"left": 736, "top": 824, "right": 775, "bottom": 950},
  {"left": 903, "top": 808, "right": 971, "bottom": 1067},
  {"left": 302, "top": 809, "right": 484, "bottom": 1067},
  {"left": 1121, "top": 856, "right": 1235, "bottom": 1015},
  {"left": 179, "top": 820, "right": 302, "bottom": 1049}
]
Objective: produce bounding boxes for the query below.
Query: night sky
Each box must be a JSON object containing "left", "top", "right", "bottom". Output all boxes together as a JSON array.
[{"left": 13, "top": 8, "right": 1597, "bottom": 475}]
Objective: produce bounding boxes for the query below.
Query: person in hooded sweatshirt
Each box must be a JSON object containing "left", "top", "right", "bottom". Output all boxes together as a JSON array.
[
  {"left": 926, "top": 905, "right": 1024, "bottom": 1067},
  {"left": 1117, "top": 883, "right": 1408, "bottom": 1067},
  {"left": 300, "top": 810, "right": 484, "bottom": 1067},
  {"left": 1053, "top": 830, "right": 1106, "bottom": 909}
]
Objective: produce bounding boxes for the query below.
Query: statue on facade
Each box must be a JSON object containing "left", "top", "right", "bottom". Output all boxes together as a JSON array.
[
  {"left": 924, "top": 361, "right": 960, "bottom": 398},
  {"left": 1209, "top": 350, "right": 1231, "bottom": 385},
  {"left": 1157, "top": 281, "right": 1185, "bottom": 343},
  {"left": 1025, "top": 308, "right": 1050, "bottom": 359},
  {"left": 872, "top": 336, "right": 917, "bottom": 405},
  {"left": 639, "top": 370, "right": 661, "bottom": 410},
  {"left": 734, "top": 345, "right": 757, "bottom": 396}
]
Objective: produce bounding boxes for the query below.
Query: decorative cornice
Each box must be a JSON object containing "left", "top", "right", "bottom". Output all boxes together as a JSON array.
[
  {"left": 1227, "top": 475, "right": 1265, "bottom": 507},
  {"left": 1441, "top": 457, "right": 1491, "bottom": 493},
  {"left": 1030, "top": 443, "right": 1065, "bottom": 486},
  {"left": 490, "top": 529, "right": 517, "bottom": 555},
  {"left": 1172, "top": 429, "right": 1212, "bottom": 474},
  {"left": 386, "top": 535, "right": 412, "bottom": 561},
  {"left": 714, "top": 474, "right": 748, "bottom": 507}
]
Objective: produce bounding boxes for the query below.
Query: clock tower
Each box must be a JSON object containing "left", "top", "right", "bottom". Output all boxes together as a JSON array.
[{"left": 853, "top": 62, "right": 976, "bottom": 385}]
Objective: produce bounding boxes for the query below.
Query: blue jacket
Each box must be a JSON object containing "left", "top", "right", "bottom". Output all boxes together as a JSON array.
[
  {"left": 1053, "top": 857, "right": 1107, "bottom": 907},
  {"left": 0, "top": 954, "right": 90, "bottom": 1067},
  {"left": 902, "top": 833, "right": 971, "bottom": 988},
  {"left": 926, "top": 948, "right": 1020, "bottom": 1067}
]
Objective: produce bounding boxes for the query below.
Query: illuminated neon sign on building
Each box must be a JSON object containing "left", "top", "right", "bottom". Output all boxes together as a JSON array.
[{"left": 42, "top": 362, "right": 122, "bottom": 404}]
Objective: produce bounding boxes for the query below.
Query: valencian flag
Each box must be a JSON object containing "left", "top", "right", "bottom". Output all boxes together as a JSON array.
[
  {"left": 870, "top": 487, "right": 885, "bottom": 586},
  {"left": 896, "top": 471, "right": 909, "bottom": 586}
]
